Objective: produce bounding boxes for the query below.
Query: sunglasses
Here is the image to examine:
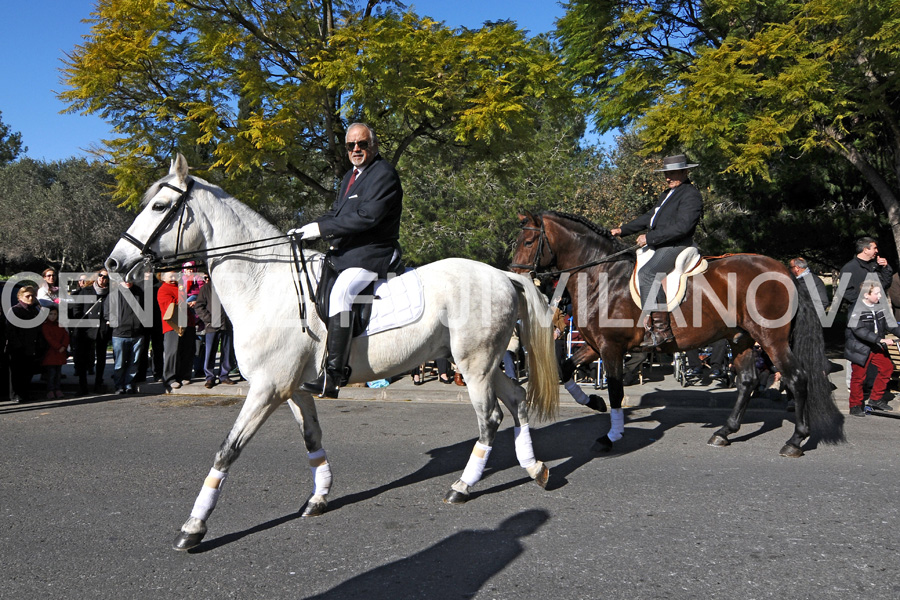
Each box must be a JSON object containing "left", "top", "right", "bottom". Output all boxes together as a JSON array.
[
  {"left": 98, "top": 274, "right": 109, "bottom": 279},
  {"left": 345, "top": 140, "right": 370, "bottom": 151}
]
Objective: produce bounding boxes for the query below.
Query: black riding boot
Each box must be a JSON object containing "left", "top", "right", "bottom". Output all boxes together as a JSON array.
[
  {"left": 640, "top": 311, "right": 675, "bottom": 349},
  {"left": 301, "top": 312, "right": 353, "bottom": 398}
]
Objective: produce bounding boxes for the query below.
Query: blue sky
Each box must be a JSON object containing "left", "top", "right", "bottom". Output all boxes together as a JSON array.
[{"left": 1, "top": 1, "right": 579, "bottom": 163}]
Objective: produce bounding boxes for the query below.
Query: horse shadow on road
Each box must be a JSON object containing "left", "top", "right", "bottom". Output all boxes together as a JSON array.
[
  {"left": 193, "top": 396, "right": 793, "bottom": 552},
  {"left": 332, "top": 392, "right": 792, "bottom": 504},
  {"left": 302, "top": 509, "right": 549, "bottom": 600},
  {"left": 542, "top": 395, "right": 795, "bottom": 490}
]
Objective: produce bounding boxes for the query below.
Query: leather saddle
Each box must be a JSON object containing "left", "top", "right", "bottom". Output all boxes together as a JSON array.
[{"left": 629, "top": 246, "right": 709, "bottom": 311}]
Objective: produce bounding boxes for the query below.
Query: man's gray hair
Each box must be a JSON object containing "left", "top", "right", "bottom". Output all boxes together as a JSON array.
[
  {"left": 790, "top": 257, "right": 809, "bottom": 270},
  {"left": 346, "top": 122, "right": 378, "bottom": 148}
]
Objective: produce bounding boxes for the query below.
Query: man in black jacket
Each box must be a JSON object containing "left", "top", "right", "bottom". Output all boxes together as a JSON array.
[
  {"left": 193, "top": 276, "right": 236, "bottom": 388},
  {"left": 838, "top": 237, "right": 893, "bottom": 311},
  {"left": 611, "top": 154, "right": 703, "bottom": 349},
  {"left": 789, "top": 257, "right": 830, "bottom": 312},
  {"left": 290, "top": 123, "right": 403, "bottom": 398}
]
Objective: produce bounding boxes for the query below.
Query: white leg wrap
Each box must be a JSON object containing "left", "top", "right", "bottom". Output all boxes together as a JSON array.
[
  {"left": 565, "top": 379, "right": 590, "bottom": 405},
  {"left": 308, "top": 449, "right": 332, "bottom": 497},
  {"left": 189, "top": 468, "right": 227, "bottom": 522},
  {"left": 460, "top": 442, "right": 492, "bottom": 487},
  {"left": 514, "top": 425, "right": 537, "bottom": 469},
  {"left": 608, "top": 408, "right": 625, "bottom": 442}
]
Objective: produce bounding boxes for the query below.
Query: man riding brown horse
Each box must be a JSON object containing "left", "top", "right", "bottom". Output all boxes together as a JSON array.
[{"left": 610, "top": 154, "right": 702, "bottom": 349}]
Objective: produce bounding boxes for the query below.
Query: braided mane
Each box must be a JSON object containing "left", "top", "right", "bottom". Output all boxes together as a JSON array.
[{"left": 539, "top": 210, "right": 631, "bottom": 254}]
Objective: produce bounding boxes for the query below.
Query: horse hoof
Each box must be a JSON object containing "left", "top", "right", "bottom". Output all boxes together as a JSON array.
[
  {"left": 591, "top": 436, "right": 613, "bottom": 452},
  {"left": 302, "top": 500, "right": 328, "bottom": 518},
  {"left": 173, "top": 530, "right": 205, "bottom": 551},
  {"left": 531, "top": 464, "right": 550, "bottom": 489},
  {"left": 443, "top": 489, "right": 470, "bottom": 504},
  {"left": 586, "top": 395, "right": 607, "bottom": 413},
  {"left": 707, "top": 434, "right": 730, "bottom": 447},
  {"left": 779, "top": 444, "right": 804, "bottom": 458}
]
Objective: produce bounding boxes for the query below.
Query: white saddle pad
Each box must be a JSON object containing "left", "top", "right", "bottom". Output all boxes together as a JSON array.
[
  {"left": 362, "top": 268, "right": 425, "bottom": 336},
  {"left": 305, "top": 256, "right": 425, "bottom": 336}
]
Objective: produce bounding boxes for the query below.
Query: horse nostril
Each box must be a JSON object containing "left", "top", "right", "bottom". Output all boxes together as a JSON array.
[{"left": 106, "top": 257, "right": 118, "bottom": 272}]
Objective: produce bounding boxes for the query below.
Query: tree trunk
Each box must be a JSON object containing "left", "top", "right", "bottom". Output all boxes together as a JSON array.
[{"left": 831, "top": 141, "right": 900, "bottom": 265}]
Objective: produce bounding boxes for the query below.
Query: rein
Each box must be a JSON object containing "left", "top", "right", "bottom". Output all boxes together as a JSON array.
[
  {"left": 290, "top": 238, "right": 318, "bottom": 334},
  {"left": 120, "top": 176, "right": 296, "bottom": 269},
  {"left": 546, "top": 245, "right": 639, "bottom": 275},
  {"left": 155, "top": 235, "right": 293, "bottom": 269},
  {"left": 510, "top": 223, "right": 638, "bottom": 278}
]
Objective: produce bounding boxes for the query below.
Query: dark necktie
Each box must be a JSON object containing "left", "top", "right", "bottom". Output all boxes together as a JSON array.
[{"left": 345, "top": 168, "right": 359, "bottom": 195}]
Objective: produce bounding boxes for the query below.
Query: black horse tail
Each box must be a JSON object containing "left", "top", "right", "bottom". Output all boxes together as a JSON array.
[{"left": 791, "top": 280, "right": 845, "bottom": 443}]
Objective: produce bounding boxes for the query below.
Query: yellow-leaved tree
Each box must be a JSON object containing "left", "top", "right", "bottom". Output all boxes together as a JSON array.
[{"left": 61, "top": 0, "right": 574, "bottom": 217}]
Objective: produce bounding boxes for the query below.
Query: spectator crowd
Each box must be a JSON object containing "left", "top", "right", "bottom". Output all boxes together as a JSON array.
[
  {"left": 2, "top": 262, "right": 238, "bottom": 403},
  {"left": 4, "top": 236, "right": 900, "bottom": 416}
]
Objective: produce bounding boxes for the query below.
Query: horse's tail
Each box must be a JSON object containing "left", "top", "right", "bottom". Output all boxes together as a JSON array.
[
  {"left": 505, "top": 272, "right": 559, "bottom": 421},
  {"left": 791, "top": 280, "right": 845, "bottom": 443}
]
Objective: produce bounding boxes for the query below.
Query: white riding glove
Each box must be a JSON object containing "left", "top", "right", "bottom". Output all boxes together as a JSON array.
[{"left": 288, "top": 223, "right": 321, "bottom": 241}]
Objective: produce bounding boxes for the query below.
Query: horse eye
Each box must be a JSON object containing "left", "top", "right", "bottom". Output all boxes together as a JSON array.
[
  {"left": 524, "top": 239, "right": 534, "bottom": 247},
  {"left": 151, "top": 201, "right": 170, "bottom": 212}
]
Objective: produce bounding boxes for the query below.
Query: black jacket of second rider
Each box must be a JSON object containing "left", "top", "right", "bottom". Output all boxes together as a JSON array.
[{"left": 619, "top": 182, "right": 703, "bottom": 249}]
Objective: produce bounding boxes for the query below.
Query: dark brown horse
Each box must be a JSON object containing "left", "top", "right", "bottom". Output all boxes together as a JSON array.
[{"left": 511, "top": 210, "right": 844, "bottom": 456}]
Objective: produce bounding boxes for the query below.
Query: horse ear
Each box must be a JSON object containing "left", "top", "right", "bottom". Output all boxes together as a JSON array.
[
  {"left": 169, "top": 153, "right": 190, "bottom": 183},
  {"left": 518, "top": 211, "right": 535, "bottom": 226}
]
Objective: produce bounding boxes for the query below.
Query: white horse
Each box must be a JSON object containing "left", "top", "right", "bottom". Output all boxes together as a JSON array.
[{"left": 105, "top": 155, "right": 559, "bottom": 551}]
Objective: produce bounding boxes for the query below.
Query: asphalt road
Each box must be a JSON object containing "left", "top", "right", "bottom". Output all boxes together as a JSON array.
[{"left": 1, "top": 387, "right": 898, "bottom": 599}]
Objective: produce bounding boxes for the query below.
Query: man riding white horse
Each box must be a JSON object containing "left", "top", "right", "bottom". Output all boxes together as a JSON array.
[
  {"left": 610, "top": 154, "right": 703, "bottom": 349},
  {"left": 290, "top": 122, "right": 403, "bottom": 398}
]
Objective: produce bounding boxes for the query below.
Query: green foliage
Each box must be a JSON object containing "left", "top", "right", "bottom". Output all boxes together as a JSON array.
[
  {"left": 0, "top": 111, "right": 26, "bottom": 166},
  {"left": 557, "top": 0, "right": 900, "bottom": 262},
  {"left": 398, "top": 108, "right": 592, "bottom": 267},
  {"left": 61, "top": 0, "right": 574, "bottom": 213},
  {"left": 0, "top": 158, "right": 133, "bottom": 273}
]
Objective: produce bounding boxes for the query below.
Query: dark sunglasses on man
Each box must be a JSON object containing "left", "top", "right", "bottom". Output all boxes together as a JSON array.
[{"left": 345, "top": 141, "right": 370, "bottom": 151}]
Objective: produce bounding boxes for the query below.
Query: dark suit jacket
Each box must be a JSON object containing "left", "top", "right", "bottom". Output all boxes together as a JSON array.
[
  {"left": 315, "top": 154, "right": 403, "bottom": 276},
  {"left": 796, "top": 271, "right": 829, "bottom": 310},
  {"left": 619, "top": 182, "right": 703, "bottom": 249}
]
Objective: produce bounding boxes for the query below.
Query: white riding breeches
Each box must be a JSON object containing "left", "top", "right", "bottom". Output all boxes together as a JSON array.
[{"left": 329, "top": 267, "right": 379, "bottom": 317}]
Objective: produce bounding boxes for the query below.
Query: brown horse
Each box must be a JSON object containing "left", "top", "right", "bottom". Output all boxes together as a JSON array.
[{"left": 511, "top": 210, "right": 844, "bottom": 456}]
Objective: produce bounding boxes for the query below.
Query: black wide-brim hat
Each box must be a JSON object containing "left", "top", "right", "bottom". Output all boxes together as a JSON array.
[{"left": 654, "top": 154, "right": 700, "bottom": 172}]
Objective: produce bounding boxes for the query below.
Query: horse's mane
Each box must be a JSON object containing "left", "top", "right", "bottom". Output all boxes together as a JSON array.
[
  {"left": 142, "top": 173, "right": 282, "bottom": 238},
  {"left": 539, "top": 210, "right": 632, "bottom": 254}
]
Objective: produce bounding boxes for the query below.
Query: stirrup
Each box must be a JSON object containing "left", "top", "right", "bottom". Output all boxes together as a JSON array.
[
  {"left": 640, "top": 329, "right": 674, "bottom": 349},
  {"left": 301, "top": 373, "right": 340, "bottom": 398}
]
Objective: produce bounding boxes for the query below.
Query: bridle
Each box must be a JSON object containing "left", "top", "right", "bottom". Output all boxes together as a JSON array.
[
  {"left": 118, "top": 177, "right": 289, "bottom": 269},
  {"left": 115, "top": 175, "right": 316, "bottom": 331},
  {"left": 509, "top": 219, "right": 638, "bottom": 279},
  {"left": 509, "top": 223, "right": 556, "bottom": 275},
  {"left": 120, "top": 179, "right": 195, "bottom": 267}
]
